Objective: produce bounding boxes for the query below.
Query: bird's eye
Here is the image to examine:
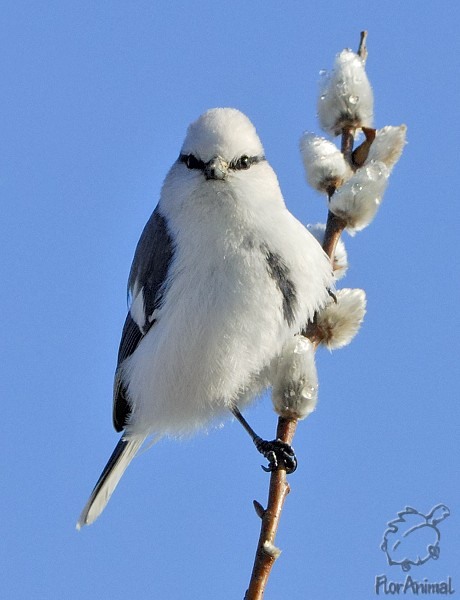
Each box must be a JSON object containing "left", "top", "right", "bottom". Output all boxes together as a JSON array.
[
  {"left": 236, "top": 155, "right": 251, "bottom": 170},
  {"left": 179, "top": 153, "right": 206, "bottom": 170},
  {"left": 185, "top": 154, "right": 202, "bottom": 170}
]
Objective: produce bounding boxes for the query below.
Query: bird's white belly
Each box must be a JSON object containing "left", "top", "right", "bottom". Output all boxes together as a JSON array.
[
  {"left": 121, "top": 173, "right": 332, "bottom": 438},
  {"left": 122, "top": 238, "right": 289, "bottom": 437}
]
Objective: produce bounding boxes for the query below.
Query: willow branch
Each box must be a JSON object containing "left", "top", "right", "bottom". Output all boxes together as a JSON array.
[
  {"left": 340, "top": 126, "right": 355, "bottom": 165},
  {"left": 244, "top": 31, "right": 367, "bottom": 600},
  {"left": 357, "top": 30, "right": 368, "bottom": 62},
  {"left": 245, "top": 201, "right": 346, "bottom": 600},
  {"left": 244, "top": 418, "right": 298, "bottom": 600}
]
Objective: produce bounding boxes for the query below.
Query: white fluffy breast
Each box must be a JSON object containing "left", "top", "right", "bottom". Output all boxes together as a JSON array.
[{"left": 122, "top": 160, "right": 332, "bottom": 437}]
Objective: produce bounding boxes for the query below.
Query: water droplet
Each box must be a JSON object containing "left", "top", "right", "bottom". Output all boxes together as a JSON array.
[
  {"left": 319, "top": 69, "right": 327, "bottom": 77},
  {"left": 320, "top": 94, "right": 327, "bottom": 101},
  {"left": 294, "top": 338, "right": 309, "bottom": 354},
  {"left": 349, "top": 95, "right": 359, "bottom": 105},
  {"left": 301, "top": 386, "right": 317, "bottom": 401},
  {"left": 366, "top": 165, "right": 383, "bottom": 181}
]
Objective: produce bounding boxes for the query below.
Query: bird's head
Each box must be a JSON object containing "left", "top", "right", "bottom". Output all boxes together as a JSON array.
[{"left": 179, "top": 108, "right": 265, "bottom": 181}]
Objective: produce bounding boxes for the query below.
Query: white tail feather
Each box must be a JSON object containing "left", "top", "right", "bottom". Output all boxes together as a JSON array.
[{"left": 77, "top": 437, "right": 145, "bottom": 529}]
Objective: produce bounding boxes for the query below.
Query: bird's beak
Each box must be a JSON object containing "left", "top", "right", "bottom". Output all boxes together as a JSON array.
[{"left": 204, "top": 156, "right": 228, "bottom": 180}]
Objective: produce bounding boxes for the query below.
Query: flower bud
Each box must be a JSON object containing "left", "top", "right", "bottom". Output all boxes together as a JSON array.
[
  {"left": 365, "top": 125, "right": 407, "bottom": 170},
  {"left": 272, "top": 335, "right": 318, "bottom": 420},
  {"left": 316, "top": 288, "right": 366, "bottom": 350},
  {"left": 329, "top": 160, "right": 389, "bottom": 234},
  {"left": 318, "top": 49, "right": 374, "bottom": 136},
  {"left": 300, "top": 132, "right": 352, "bottom": 195}
]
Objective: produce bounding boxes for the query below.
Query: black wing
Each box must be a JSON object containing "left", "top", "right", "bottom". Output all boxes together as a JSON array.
[{"left": 113, "top": 206, "right": 175, "bottom": 432}]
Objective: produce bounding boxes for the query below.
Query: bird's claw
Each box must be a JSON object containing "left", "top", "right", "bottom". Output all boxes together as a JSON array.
[{"left": 255, "top": 438, "right": 297, "bottom": 474}]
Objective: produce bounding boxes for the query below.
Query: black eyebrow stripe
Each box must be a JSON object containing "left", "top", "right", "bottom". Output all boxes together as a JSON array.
[
  {"left": 229, "top": 155, "right": 266, "bottom": 170},
  {"left": 178, "top": 154, "right": 266, "bottom": 171},
  {"left": 178, "top": 154, "right": 207, "bottom": 170}
]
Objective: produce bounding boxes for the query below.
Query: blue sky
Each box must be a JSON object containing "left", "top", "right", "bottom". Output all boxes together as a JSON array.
[{"left": 1, "top": 2, "right": 459, "bottom": 599}]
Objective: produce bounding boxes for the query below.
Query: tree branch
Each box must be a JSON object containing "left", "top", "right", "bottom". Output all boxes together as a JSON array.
[
  {"left": 244, "top": 418, "right": 297, "bottom": 600},
  {"left": 357, "top": 30, "right": 368, "bottom": 62},
  {"left": 244, "top": 31, "right": 366, "bottom": 600},
  {"left": 244, "top": 206, "right": 346, "bottom": 598},
  {"left": 340, "top": 126, "right": 355, "bottom": 164}
]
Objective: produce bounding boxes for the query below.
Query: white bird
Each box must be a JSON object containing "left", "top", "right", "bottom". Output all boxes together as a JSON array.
[{"left": 77, "top": 108, "right": 333, "bottom": 528}]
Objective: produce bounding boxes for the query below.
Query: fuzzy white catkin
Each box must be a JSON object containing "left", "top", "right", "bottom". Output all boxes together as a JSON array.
[
  {"left": 318, "top": 49, "right": 374, "bottom": 136},
  {"left": 316, "top": 288, "right": 366, "bottom": 350},
  {"left": 329, "top": 160, "right": 390, "bottom": 234},
  {"left": 307, "top": 223, "right": 348, "bottom": 280},
  {"left": 272, "top": 335, "right": 318, "bottom": 420},
  {"left": 365, "top": 125, "right": 407, "bottom": 170},
  {"left": 299, "top": 132, "right": 352, "bottom": 194}
]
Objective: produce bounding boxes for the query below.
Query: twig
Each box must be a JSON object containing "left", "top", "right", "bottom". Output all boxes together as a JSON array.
[
  {"left": 323, "top": 209, "right": 347, "bottom": 262},
  {"left": 352, "top": 126, "right": 376, "bottom": 169},
  {"left": 321, "top": 123, "right": 356, "bottom": 264},
  {"left": 244, "top": 207, "right": 345, "bottom": 599},
  {"left": 340, "top": 126, "right": 355, "bottom": 165},
  {"left": 327, "top": 71, "right": 364, "bottom": 259},
  {"left": 244, "top": 30, "right": 367, "bottom": 600},
  {"left": 357, "top": 30, "right": 368, "bottom": 62},
  {"left": 244, "top": 113, "right": 352, "bottom": 600},
  {"left": 244, "top": 418, "right": 298, "bottom": 600}
]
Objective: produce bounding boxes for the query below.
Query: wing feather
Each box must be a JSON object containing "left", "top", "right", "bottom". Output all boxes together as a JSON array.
[{"left": 112, "top": 205, "right": 174, "bottom": 431}]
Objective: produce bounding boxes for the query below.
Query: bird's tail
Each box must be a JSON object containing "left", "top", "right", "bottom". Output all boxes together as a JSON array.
[{"left": 77, "top": 436, "right": 145, "bottom": 529}]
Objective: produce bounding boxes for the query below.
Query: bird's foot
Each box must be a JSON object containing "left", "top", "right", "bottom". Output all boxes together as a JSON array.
[{"left": 254, "top": 437, "right": 297, "bottom": 474}]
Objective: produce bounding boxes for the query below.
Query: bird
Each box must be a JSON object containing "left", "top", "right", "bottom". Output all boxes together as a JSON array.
[{"left": 77, "top": 107, "right": 333, "bottom": 529}]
